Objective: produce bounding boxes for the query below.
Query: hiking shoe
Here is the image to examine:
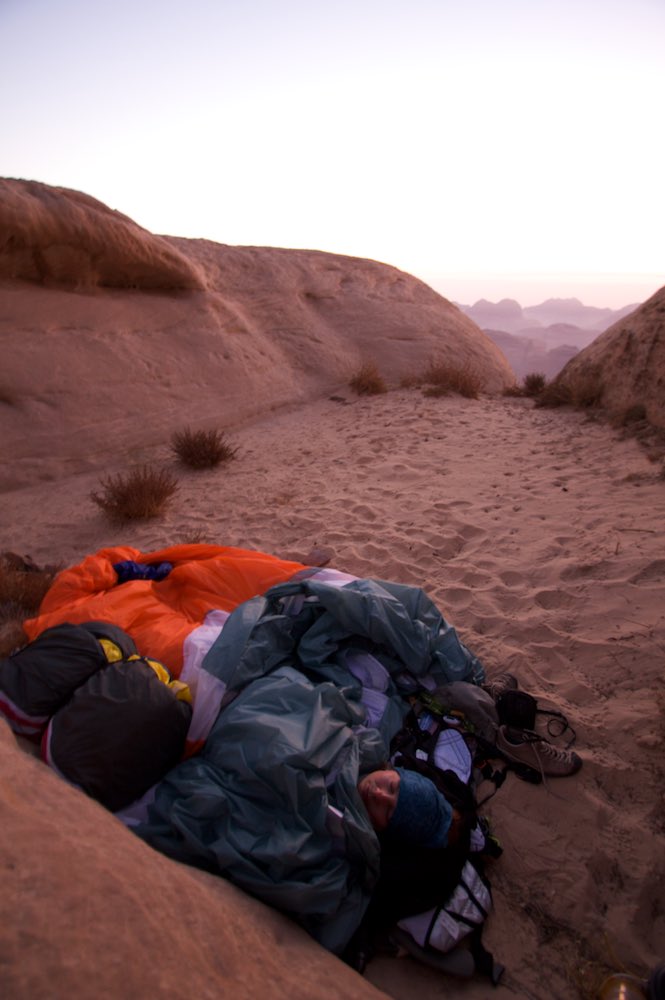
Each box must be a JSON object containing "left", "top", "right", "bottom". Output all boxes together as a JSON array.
[
  {"left": 483, "top": 672, "right": 519, "bottom": 701},
  {"left": 495, "top": 725, "right": 582, "bottom": 777}
]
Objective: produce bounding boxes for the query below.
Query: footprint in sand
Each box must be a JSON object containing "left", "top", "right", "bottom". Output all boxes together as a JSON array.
[
  {"left": 534, "top": 588, "right": 578, "bottom": 610},
  {"left": 350, "top": 503, "right": 377, "bottom": 521},
  {"left": 440, "top": 586, "right": 473, "bottom": 609},
  {"left": 629, "top": 559, "right": 665, "bottom": 584}
]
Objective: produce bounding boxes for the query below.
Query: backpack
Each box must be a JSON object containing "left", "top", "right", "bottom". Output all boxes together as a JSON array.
[
  {"left": 406, "top": 684, "right": 547, "bottom": 791},
  {"left": 349, "top": 682, "right": 576, "bottom": 981},
  {"left": 390, "top": 726, "right": 503, "bottom": 981},
  {"left": 391, "top": 857, "right": 499, "bottom": 981},
  {"left": 345, "top": 692, "right": 504, "bottom": 983}
]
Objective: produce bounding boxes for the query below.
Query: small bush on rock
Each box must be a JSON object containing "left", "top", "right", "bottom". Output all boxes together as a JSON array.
[
  {"left": 536, "top": 381, "right": 573, "bottom": 408},
  {"left": 171, "top": 427, "right": 238, "bottom": 469},
  {"left": 90, "top": 465, "right": 178, "bottom": 522},
  {"left": 570, "top": 372, "right": 604, "bottom": 408},
  {"left": 349, "top": 362, "right": 387, "bottom": 395},
  {"left": 399, "top": 373, "right": 423, "bottom": 389},
  {"left": 422, "top": 361, "right": 482, "bottom": 399},
  {"left": 503, "top": 373, "right": 547, "bottom": 399},
  {"left": 0, "top": 553, "right": 59, "bottom": 656},
  {"left": 536, "top": 370, "right": 604, "bottom": 410},
  {"left": 0, "top": 555, "right": 57, "bottom": 612},
  {"left": 523, "top": 372, "right": 547, "bottom": 396}
]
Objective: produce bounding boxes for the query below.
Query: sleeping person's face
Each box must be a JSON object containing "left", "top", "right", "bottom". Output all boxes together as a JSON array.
[{"left": 357, "top": 768, "right": 400, "bottom": 831}]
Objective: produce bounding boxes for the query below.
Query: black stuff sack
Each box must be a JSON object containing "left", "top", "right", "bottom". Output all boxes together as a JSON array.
[
  {"left": 43, "top": 657, "right": 192, "bottom": 812},
  {"left": 496, "top": 690, "right": 576, "bottom": 746},
  {"left": 496, "top": 690, "right": 538, "bottom": 730},
  {"left": 0, "top": 623, "right": 108, "bottom": 737}
]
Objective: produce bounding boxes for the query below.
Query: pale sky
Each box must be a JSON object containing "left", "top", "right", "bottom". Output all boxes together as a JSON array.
[{"left": 2, "top": 0, "right": 664, "bottom": 307}]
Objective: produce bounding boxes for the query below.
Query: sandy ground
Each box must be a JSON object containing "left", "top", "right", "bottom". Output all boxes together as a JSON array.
[{"left": 2, "top": 386, "right": 665, "bottom": 999}]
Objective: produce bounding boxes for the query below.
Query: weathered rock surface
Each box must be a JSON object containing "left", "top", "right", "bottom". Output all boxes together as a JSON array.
[
  {"left": 0, "top": 724, "right": 386, "bottom": 1000},
  {"left": 555, "top": 285, "right": 665, "bottom": 429},
  {"left": 0, "top": 178, "right": 204, "bottom": 290},
  {"left": 0, "top": 179, "right": 514, "bottom": 490}
]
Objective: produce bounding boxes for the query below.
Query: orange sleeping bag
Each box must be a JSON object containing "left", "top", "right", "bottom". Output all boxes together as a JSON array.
[{"left": 23, "top": 544, "right": 307, "bottom": 676}]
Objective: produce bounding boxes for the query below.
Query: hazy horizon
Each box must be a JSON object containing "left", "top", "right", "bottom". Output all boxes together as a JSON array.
[{"left": 421, "top": 272, "right": 662, "bottom": 310}]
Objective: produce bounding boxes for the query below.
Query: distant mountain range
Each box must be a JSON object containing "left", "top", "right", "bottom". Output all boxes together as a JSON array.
[
  {"left": 454, "top": 297, "right": 640, "bottom": 380},
  {"left": 456, "top": 297, "right": 638, "bottom": 335}
]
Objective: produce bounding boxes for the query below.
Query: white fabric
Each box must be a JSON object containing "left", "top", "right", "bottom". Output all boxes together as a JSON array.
[
  {"left": 344, "top": 650, "right": 392, "bottom": 728},
  {"left": 344, "top": 650, "right": 390, "bottom": 692},
  {"left": 180, "top": 610, "right": 230, "bottom": 745},
  {"left": 432, "top": 727, "right": 472, "bottom": 783},
  {"left": 306, "top": 567, "right": 359, "bottom": 588},
  {"left": 360, "top": 687, "right": 390, "bottom": 728},
  {"left": 398, "top": 861, "right": 491, "bottom": 953}
]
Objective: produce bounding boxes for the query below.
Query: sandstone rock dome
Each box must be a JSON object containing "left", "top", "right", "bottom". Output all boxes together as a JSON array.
[
  {"left": 0, "top": 178, "right": 204, "bottom": 290},
  {"left": 554, "top": 284, "right": 665, "bottom": 430},
  {"left": 1, "top": 726, "right": 385, "bottom": 1000},
  {"left": 0, "top": 179, "right": 514, "bottom": 490}
]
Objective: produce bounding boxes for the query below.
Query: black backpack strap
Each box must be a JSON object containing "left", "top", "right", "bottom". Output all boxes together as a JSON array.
[
  {"left": 392, "top": 859, "right": 505, "bottom": 985},
  {"left": 392, "top": 702, "right": 446, "bottom": 758},
  {"left": 459, "top": 862, "right": 504, "bottom": 985},
  {"left": 469, "top": 926, "right": 505, "bottom": 985},
  {"left": 401, "top": 693, "right": 539, "bottom": 798}
]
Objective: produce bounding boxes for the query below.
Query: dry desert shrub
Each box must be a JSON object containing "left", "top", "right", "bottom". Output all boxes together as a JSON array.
[
  {"left": 171, "top": 427, "right": 238, "bottom": 469},
  {"left": 398, "top": 372, "right": 424, "bottom": 389},
  {"left": 0, "top": 553, "right": 58, "bottom": 612},
  {"left": 503, "top": 373, "right": 547, "bottom": 398},
  {"left": 537, "top": 370, "right": 604, "bottom": 410},
  {"left": 0, "top": 554, "right": 59, "bottom": 656},
  {"left": 90, "top": 465, "right": 178, "bottom": 522},
  {"left": 349, "top": 362, "right": 388, "bottom": 395},
  {"left": 177, "top": 528, "right": 214, "bottom": 544},
  {"left": 569, "top": 371, "right": 604, "bottom": 408},
  {"left": 422, "top": 361, "right": 482, "bottom": 399},
  {"left": 614, "top": 410, "right": 665, "bottom": 464},
  {"left": 536, "top": 381, "right": 573, "bottom": 408},
  {"left": 422, "top": 384, "right": 449, "bottom": 398},
  {"left": 523, "top": 371, "right": 547, "bottom": 397}
]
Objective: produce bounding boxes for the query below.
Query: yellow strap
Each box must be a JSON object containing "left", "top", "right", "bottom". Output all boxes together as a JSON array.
[
  {"left": 127, "top": 654, "right": 192, "bottom": 704},
  {"left": 99, "top": 638, "right": 124, "bottom": 663}
]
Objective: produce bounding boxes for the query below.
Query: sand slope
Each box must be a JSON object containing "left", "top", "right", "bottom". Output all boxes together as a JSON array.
[{"left": 2, "top": 387, "right": 664, "bottom": 1000}]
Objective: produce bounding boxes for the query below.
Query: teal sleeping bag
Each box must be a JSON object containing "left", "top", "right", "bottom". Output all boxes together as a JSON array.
[{"left": 132, "top": 574, "right": 485, "bottom": 952}]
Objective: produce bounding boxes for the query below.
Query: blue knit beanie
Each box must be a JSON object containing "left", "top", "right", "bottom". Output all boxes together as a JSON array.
[{"left": 386, "top": 768, "right": 453, "bottom": 848}]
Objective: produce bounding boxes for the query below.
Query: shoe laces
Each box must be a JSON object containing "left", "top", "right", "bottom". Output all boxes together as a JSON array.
[
  {"left": 517, "top": 729, "right": 570, "bottom": 761},
  {"left": 509, "top": 728, "right": 577, "bottom": 785}
]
